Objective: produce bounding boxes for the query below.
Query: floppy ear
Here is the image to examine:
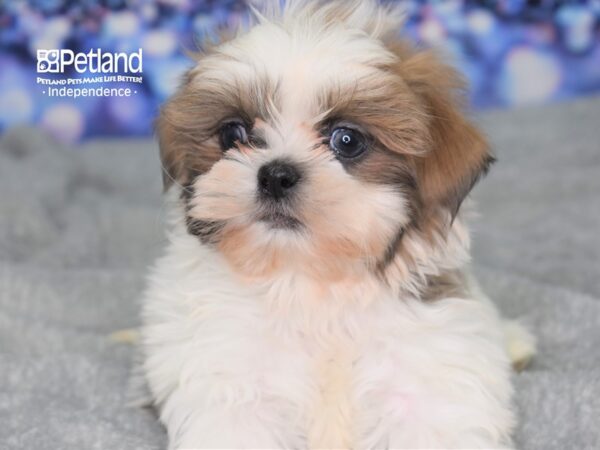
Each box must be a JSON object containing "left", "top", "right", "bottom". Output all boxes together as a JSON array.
[
  {"left": 155, "top": 66, "right": 201, "bottom": 191},
  {"left": 155, "top": 103, "right": 187, "bottom": 191},
  {"left": 401, "top": 51, "right": 494, "bottom": 218}
]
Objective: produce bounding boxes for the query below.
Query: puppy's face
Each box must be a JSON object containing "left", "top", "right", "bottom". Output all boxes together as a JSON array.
[{"left": 158, "top": 2, "right": 492, "bottom": 281}]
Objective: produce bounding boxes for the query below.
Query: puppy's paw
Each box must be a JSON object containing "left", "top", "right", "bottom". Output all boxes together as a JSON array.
[
  {"left": 109, "top": 328, "right": 140, "bottom": 344},
  {"left": 504, "top": 320, "right": 536, "bottom": 371}
]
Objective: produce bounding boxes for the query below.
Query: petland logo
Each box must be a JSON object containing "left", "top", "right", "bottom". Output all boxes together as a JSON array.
[
  {"left": 37, "top": 49, "right": 143, "bottom": 74},
  {"left": 36, "top": 49, "right": 143, "bottom": 98}
]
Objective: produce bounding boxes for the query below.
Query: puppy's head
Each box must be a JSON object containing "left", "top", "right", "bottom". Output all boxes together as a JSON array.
[{"left": 158, "top": 1, "right": 492, "bottom": 282}]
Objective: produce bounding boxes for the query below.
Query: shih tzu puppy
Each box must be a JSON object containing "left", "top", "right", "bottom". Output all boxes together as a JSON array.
[{"left": 140, "top": 1, "right": 535, "bottom": 448}]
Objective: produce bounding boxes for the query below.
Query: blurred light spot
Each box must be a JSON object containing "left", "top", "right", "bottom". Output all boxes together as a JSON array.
[
  {"left": 140, "top": 3, "right": 158, "bottom": 23},
  {"left": 557, "top": 5, "right": 595, "bottom": 53},
  {"left": 104, "top": 11, "right": 140, "bottom": 38},
  {"left": 29, "top": 17, "right": 72, "bottom": 53},
  {"left": 45, "top": 16, "right": 71, "bottom": 38},
  {"left": 41, "top": 103, "right": 84, "bottom": 145},
  {"left": 143, "top": 30, "right": 177, "bottom": 57},
  {"left": 419, "top": 18, "right": 446, "bottom": 45},
  {"left": 30, "top": 36, "right": 62, "bottom": 53},
  {"left": 18, "top": 8, "right": 44, "bottom": 38},
  {"left": 0, "top": 89, "right": 33, "bottom": 127},
  {"left": 193, "top": 13, "right": 217, "bottom": 41},
  {"left": 146, "top": 56, "right": 193, "bottom": 100},
  {"left": 467, "top": 9, "right": 494, "bottom": 35},
  {"left": 501, "top": 47, "right": 561, "bottom": 105}
]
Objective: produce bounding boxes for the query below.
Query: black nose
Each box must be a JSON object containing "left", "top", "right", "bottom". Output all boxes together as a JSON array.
[{"left": 258, "top": 160, "right": 301, "bottom": 200}]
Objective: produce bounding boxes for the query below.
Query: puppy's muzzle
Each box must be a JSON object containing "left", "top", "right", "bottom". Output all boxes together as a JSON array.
[{"left": 258, "top": 159, "right": 301, "bottom": 200}]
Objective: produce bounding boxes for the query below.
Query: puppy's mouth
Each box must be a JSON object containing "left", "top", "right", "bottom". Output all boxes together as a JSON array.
[{"left": 258, "top": 211, "right": 302, "bottom": 230}]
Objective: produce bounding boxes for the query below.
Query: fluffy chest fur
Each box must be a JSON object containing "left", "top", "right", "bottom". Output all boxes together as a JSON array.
[{"left": 141, "top": 222, "right": 513, "bottom": 449}]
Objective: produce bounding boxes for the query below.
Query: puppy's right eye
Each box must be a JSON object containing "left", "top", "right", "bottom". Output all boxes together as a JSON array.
[
  {"left": 329, "top": 127, "right": 367, "bottom": 159},
  {"left": 219, "top": 121, "right": 248, "bottom": 150}
]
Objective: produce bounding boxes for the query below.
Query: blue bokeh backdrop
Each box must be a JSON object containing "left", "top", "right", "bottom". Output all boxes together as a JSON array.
[{"left": 1, "top": 0, "right": 599, "bottom": 143}]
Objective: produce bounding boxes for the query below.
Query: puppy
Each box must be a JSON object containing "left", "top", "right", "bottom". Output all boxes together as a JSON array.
[{"left": 141, "top": 1, "right": 535, "bottom": 448}]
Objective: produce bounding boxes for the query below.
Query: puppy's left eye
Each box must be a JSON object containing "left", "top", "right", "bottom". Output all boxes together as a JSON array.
[
  {"left": 219, "top": 121, "right": 248, "bottom": 150},
  {"left": 330, "top": 127, "right": 367, "bottom": 159}
]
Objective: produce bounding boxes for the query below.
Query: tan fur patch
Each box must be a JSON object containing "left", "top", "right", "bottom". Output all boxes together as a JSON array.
[
  {"left": 308, "top": 350, "right": 356, "bottom": 449},
  {"left": 157, "top": 71, "right": 278, "bottom": 189}
]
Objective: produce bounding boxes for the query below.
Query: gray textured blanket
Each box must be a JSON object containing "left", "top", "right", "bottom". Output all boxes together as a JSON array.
[{"left": 1, "top": 97, "right": 599, "bottom": 449}]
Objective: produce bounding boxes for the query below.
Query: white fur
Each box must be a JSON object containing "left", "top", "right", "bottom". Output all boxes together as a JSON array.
[{"left": 141, "top": 203, "right": 516, "bottom": 449}]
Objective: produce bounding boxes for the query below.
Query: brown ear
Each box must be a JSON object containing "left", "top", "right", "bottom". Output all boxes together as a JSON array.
[
  {"left": 401, "top": 51, "right": 494, "bottom": 218},
  {"left": 155, "top": 65, "right": 201, "bottom": 191},
  {"left": 156, "top": 105, "right": 186, "bottom": 191}
]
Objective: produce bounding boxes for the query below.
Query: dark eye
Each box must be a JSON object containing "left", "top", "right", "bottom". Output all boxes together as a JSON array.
[
  {"left": 330, "top": 127, "right": 367, "bottom": 159},
  {"left": 219, "top": 121, "right": 248, "bottom": 150}
]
